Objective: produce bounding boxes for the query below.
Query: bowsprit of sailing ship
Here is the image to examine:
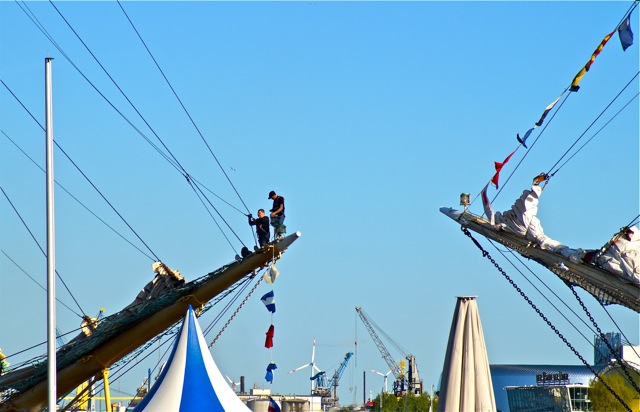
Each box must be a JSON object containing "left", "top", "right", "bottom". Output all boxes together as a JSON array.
[
  {"left": 440, "top": 2, "right": 640, "bottom": 411},
  {"left": 0, "top": 232, "right": 299, "bottom": 412},
  {"left": 0, "top": 3, "right": 303, "bottom": 411},
  {"left": 441, "top": 2, "right": 639, "bottom": 314}
]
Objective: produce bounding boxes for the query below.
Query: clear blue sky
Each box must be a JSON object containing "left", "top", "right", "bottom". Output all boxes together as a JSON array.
[{"left": 1, "top": 0, "right": 638, "bottom": 405}]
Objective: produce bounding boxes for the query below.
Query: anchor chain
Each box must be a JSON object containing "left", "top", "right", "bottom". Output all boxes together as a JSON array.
[
  {"left": 568, "top": 284, "right": 640, "bottom": 397},
  {"left": 461, "top": 226, "right": 632, "bottom": 412},
  {"left": 209, "top": 272, "right": 264, "bottom": 348}
]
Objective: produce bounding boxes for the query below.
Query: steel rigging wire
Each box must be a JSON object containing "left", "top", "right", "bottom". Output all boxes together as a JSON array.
[
  {"left": 45, "top": 0, "right": 248, "bottom": 251},
  {"left": 2, "top": 8, "right": 246, "bottom": 369},
  {"left": 462, "top": 227, "right": 634, "bottom": 412},
  {"left": 486, "top": 0, "right": 639, "bottom": 204},
  {"left": 14, "top": 0, "right": 246, "bottom": 254},
  {"left": 1, "top": 79, "right": 161, "bottom": 263},
  {"left": 548, "top": 71, "right": 640, "bottom": 178},
  {"left": 488, "top": 240, "right": 602, "bottom": 344},
  {"left": 115, "top": 0, "right": 258, "bottom": 247},
  {"left": 1, "top": 187, "right": 86, "bottom": 318},
  {"left": 0, "top": 250, "right": 81, "bottom": 319},
  {"left": 488, "top": 238, "right": 640, "bottom": 394},
  {"left": 116, "top": 0, "right": 254, "bottom": 219},
  {"left": 1, "top": 129, "right": 156, "bottom": 262}
]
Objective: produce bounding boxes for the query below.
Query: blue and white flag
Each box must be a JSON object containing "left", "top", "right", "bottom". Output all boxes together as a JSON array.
[
  {"left": 268, "top": 397, "right": 281, "bottom": 412},
  {"left": 261, "top": 290, "right": 276, "bottom": 313}
]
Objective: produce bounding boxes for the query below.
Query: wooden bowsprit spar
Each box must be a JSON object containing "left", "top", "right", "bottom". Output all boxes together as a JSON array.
[
  {"left": 0, "top": 232, "right": 301, "bottom": 412},
  {"left": 440, "top": 207, "right": 640, "bottom": 313}
]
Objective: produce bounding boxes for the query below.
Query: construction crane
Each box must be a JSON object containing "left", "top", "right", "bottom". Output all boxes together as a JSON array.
[
  {"left": 355, "top": 306, "right": 423, "bottom": 397},
  {"left": 312, "top": 352, "right": 353, "bottom": 409}
]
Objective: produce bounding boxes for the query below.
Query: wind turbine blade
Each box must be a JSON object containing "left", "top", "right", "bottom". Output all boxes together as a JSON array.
[
  {"left": 288, "top": 363, "right": 311, "bottom": 374},
  {"left": 311, "top": 337, "right": 317, "bottom": 363},
  {"left": 371, "top": 369, "right": 384, "bottom": 376}
]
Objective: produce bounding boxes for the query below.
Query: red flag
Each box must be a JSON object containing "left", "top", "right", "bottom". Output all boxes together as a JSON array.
[
  {"left": 491, "top": 149, "right": 516, "bottom": 189},
  {"left": 481, "top": 183, "right": 495, "bottom": 225},
  {"left": 265, "top": 324, "right": 275, "bottom": 348}
]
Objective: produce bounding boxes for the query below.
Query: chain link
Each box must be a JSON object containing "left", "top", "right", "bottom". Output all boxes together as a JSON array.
[
  {"left": 209, "top": 272, "right": 264, "bottom": 348},
  {"left": 568, "top": 284, "right": 640, "bottom": 397},
  {"left": 461, "top": 227, "right": 632, "bottom": 412}
]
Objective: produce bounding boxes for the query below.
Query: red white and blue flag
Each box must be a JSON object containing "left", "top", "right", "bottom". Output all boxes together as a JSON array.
[{"left": 268, "top": 397, "right": 281, "bottom": 412}]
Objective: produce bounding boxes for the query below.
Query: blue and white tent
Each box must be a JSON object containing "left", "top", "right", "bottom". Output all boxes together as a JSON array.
[{"left": 133, "top": 306, "right": 252, "bottom": 412}]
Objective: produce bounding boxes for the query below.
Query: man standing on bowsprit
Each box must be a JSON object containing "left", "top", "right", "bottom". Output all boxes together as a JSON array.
[
  {"left": 248, "top": 209, "right": 270, "bottom": 248},
  {"left": 268, "top": 190, "right": 286, "bottom": 239}
]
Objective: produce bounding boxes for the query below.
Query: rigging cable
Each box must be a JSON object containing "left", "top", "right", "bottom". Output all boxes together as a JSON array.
[
  {"left": 45, "top": 0, "right": 248, "bottom": 251},
  {"left": 487, "top": 239, "right": 600, "bottom": 344},
  {"left": 115, "top": 0, "right": 257, "bottom": 248},
  {"left": 0, "top": 250, "right": 80, "bottom": 319},
  {"left": 461, "top": 226, "right": 633, "bottom": 412},
  {"left": 625, "top": 215, "right": 640, "bottom": 228},
  {"left": 203, "top": 274, "right": 260, "bottom": 338},
  {"left": 468, "top": 89, "right": 572, "bottom": 211},
  {"left": 14, "top": 0, "right": 244, "bottom": 254},
  {"left": 485, "top": 70, "right": 636, "bottom": 215},
  {"left": 553, "top": 90, "right": 639, "bottom": 174},
  {"left": 492, "top": 90, "right": 572, "bottom": 203},
  {"left": 548, "top": 71, "right": 640, "bottom": 177},
  {"left": 491, "top": 240, "right": 640, "bottom": 381},
  {"left": 1, "top": 187, "right": 86, "bottom": 317},
  {"left": 66, "top": 274, "right": 259, "bottom": 411},
  {"left": 487, "top": 230, "right": 639, "bottom": 369},
  {"left": 1, "top": 79, "right": 161, "bottom": 262},
  {"left": 116, "top": 0, "right": 253, "bottom": 218},
  {"left": 568, "top": 285, "right": 640, "bottom": 396},
  {"left": 1, "top": 130, "right": 155, "bottom": 261},
  {"left": 13, "top": 1, "right": 178, "bottom": 170},
  {"left": 52, "top": 273, "right": 253, "bottom": 410},
  {"left": 208, "top": 272, "right": 264, "bottom": 348},
  {"left": 202, "top": 271, "right": 258, "bottom": 337},
  {"left": 600, "top": 303, "right": 640, "bottom": 364},
  {"left": 489, "top": 0, "right": 639, "bottom": 203}
]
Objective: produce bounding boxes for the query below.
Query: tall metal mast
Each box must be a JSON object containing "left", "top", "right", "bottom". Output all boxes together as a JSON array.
[{"left": 45, "top": 56, "right": 57, "bottom": 412}]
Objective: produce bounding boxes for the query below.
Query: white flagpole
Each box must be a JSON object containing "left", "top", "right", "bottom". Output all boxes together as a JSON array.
[{"left": 45, "top": 56, "right": 57, "bottom": 411}]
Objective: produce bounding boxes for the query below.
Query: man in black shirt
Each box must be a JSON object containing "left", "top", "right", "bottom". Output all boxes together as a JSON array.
[
  {"left": 268, "top": 190, "right": 286, "bottom": 239},
  {"left": 248, "top": 209, "right": 270, "bottom": 247}
]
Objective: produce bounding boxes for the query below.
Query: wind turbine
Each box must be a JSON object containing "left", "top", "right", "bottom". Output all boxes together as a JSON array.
[
  {"left": 371, "top": 369, "right": 392, "bottom": 393},
  {"left": 288, "top": 337, "right": 323, "bottom": 392},
  {"left": 225, "top": 375, "right": 240, "bottom": 392}
]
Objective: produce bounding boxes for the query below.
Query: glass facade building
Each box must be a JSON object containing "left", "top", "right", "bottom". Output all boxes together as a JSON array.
[
  {"left": 506, "top": 384, "right": 591, "bottom": 412},
  {"left": 489, "top": 365, "right": 594, "bottom": 412}
]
